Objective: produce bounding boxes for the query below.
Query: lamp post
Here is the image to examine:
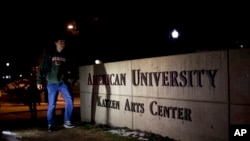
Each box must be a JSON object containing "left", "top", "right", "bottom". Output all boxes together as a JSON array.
[
  {"left": 171, "top": 29, "right": 179, "bottom": 39},
  {"left": 67, "top": 20, "right": 79, "bottom": 36},
  {"left": 168, "top": 28, "right": 182, "bottom": 54}
]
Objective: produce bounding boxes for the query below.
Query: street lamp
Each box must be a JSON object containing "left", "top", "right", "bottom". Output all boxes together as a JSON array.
[
  {"left": 67, "top": 24, "right": 74, "bottom": 30},
  {"left": 67, "top": 20, "right": 79, "bottom": 36},
  {"left": 171, "top": 29, "right": 179, "bottom": 39},
  {"left": 95, "top": 59, "right": 102, "bottom": 64}
]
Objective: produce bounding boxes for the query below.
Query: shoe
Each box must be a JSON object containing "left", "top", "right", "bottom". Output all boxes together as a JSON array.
[
  {"left": 48, "top": 125, "right": 54, "bottom": 132},
  {"left": 63, "top": 121, "right": 75, "bottom": 128}
]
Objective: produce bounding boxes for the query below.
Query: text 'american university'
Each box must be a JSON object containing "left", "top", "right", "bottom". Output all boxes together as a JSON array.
[{"left": 88, "top": 69, "right": 218, "bottom": 88}]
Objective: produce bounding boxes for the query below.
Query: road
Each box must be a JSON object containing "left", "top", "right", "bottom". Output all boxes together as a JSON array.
[{"left": 0, "top": 97, "right": 80, "bottom": 121}]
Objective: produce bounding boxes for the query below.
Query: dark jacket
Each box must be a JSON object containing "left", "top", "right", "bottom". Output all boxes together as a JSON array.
[
  {"left": 27, "top": 80, "right": 40, "bottom": 103},
  {"left": 37, "top": 49, "right": 74, "bottom": 84}
]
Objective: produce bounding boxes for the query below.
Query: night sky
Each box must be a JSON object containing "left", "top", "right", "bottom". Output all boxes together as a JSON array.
[{"left": 1, "top": 2, "right": 250, "bottom": 71}]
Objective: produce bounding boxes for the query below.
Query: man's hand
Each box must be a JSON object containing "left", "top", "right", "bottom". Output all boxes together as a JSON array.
[{"left": 37, "top": 83, "right": 43, "bottom": 90}]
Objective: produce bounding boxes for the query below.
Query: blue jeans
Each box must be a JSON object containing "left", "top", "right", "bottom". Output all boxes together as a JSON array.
[{"left": 46, "top": 81, "right": 74, "bottom": 125}]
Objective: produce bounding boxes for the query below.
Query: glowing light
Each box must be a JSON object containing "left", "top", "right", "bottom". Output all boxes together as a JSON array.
[
  {"left": 67, "top": 24, "right": 74, "bottom": 29},
  {"left": 171, "top": 29, "right": 179, "bottom": 39},
  {"left": 6, "top": 75, "right": 10, "bottom": 79},
  {"left": 95, "top": 59, "right": 102, "bottom": 64}
]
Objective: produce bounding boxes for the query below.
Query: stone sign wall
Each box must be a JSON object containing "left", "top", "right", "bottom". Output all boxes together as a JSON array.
[{"left": 79, "top": 48, "right": 250, "bottom": 141}]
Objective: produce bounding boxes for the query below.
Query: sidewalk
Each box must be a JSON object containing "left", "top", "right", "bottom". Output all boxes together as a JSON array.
[
  {"left": 0, "top": 97, "right": 174, "bottom": 141},
  {"left": 0, "top": 97, "right": 80, "bottom": 121}
]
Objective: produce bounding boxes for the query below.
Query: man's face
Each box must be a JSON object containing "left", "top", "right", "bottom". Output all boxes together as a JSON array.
[{"left": 55, "top": 40, "right": 65, "bottom": 51}]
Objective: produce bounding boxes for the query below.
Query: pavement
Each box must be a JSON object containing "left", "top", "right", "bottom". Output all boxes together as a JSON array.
[
  {"left": 0, "top": 96, "right": 81, "bottom": 121},
  {"left": 0, "top": 96, "right": 175, "bottom": 141},
  {"left": 0, "top": 96, "right": 82, "bottom": 141}
]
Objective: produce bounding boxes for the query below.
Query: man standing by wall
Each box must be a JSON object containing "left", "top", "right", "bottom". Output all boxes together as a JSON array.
[{"left": 36, "top": 34, "right": 76, "bottom": 132}]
